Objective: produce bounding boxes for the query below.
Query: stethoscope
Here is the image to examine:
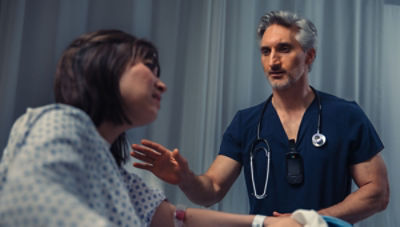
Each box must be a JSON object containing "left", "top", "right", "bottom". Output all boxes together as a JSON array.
[{"left": 249, "top": 87, "right": 326, "bottom": 199}]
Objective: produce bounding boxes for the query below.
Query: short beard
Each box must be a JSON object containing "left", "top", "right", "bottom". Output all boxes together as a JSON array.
[
  {"left": 269, "top": 77, "right": 295, "bottom": 90},
  {"left": 271, "top": 81, "right": 291, "bottom": 90},
  {"left": 268, "top": 71, "right": 304, "bottom": 91}
]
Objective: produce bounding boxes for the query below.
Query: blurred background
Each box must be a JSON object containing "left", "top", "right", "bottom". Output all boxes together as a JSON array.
[{"left": 1, "top": 0, "right": 399, "bottom": 226}]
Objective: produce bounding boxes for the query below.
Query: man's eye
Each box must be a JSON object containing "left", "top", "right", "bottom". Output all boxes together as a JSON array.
[
  {"left": 261, "top": 48, "right": 270, "bottom": 55},
  {"left": 279, "top": 45, "right": 291, "bottom": 53}
]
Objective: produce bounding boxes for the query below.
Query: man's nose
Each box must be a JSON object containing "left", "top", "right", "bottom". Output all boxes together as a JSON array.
[{"left": 269, "top": 50, "right": 281, "bottom": 68}]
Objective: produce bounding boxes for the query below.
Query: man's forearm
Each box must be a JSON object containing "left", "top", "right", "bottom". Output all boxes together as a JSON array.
[
  {"left": 178, "top": 172, "right": 222, "bottom": 207},
  {"left": 178, "top": 155, "right": 241, "bottom": 207},
  {"left": 318, "top": 182, "right": 389, "bottom": 223}
]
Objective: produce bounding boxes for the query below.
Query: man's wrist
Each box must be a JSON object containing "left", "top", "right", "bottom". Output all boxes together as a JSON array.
[{"left": 178, "top": 169, "right": 196, "bottom": 189}]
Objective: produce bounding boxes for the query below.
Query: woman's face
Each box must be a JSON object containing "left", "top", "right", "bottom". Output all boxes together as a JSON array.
[{"left": 119, "top": 61, "right": 167, "bottom": 127}]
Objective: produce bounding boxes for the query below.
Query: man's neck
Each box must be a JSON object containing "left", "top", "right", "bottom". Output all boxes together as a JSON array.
[{"left": 271, "top": 84, "right": 315, "bottom": 112}]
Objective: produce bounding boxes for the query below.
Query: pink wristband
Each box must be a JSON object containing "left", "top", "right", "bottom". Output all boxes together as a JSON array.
[{"left": 174, "top": 204, "right": 186, "bottom": 227}]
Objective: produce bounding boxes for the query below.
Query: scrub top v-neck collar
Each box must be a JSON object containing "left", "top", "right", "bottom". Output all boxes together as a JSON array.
[{"left": 265, "top": 95, "right": 319, "bottom": 147}]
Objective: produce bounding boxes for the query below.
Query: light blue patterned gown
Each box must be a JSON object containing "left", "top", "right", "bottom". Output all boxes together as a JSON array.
[{"left": 0, "top": 104, "right": 165, "bottom": 227}]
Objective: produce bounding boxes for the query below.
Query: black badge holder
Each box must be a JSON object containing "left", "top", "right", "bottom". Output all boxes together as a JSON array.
[{"left": 286, "top": 139, "right": 304, "bottom": 185}]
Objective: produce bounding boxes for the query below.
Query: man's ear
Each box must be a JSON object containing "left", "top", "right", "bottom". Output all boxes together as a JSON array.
[{"left": 305, "top": 48, "right": 316, "bottom": 65}]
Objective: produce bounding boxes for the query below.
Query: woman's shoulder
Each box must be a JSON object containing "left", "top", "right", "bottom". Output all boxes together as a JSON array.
[
  {"left": 5, "top": 104, "right": 101, "bottom": 156},
  {"left": 26, "top": 104, "right": 94, "bottom": 133}
]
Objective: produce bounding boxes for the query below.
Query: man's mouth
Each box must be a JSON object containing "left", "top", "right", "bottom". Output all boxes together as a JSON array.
[{"left": 268, "top": 71, "right": 286, "bottom": 78}]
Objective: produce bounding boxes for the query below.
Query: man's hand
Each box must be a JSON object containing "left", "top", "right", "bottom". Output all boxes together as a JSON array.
[
  {"left": 272, "top": 211, "right": 291, "bottom": 217},
  {"left": 131, "top": 139, "right": 189, "bottom": 185},
  {"left": 266, "top": 216, "right": 302, "bottom": 227}
]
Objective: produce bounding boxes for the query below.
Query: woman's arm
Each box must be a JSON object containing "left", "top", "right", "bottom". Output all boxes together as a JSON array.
[
  {"left": 150, "top": 201, "right": 302, "bottom": 227},
  {"left": 132, "top": 140, "right": 242, "bottom": 206}
]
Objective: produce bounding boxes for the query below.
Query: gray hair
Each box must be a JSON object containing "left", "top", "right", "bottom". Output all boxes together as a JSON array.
[{"left": 257, "top": 11, "right": 318, "bottom": 53}]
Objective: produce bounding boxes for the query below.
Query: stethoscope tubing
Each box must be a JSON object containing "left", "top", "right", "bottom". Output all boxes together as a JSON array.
[{"left": 250, "top": 87, "right": 326, "bottom": 199}]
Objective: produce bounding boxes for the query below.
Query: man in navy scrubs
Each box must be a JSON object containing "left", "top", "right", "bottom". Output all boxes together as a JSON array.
[{"left": 131, "top": 10, "right": 389, "bottom": 224}]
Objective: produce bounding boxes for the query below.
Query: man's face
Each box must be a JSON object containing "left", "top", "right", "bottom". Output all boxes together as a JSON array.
[{"left": 260, "top": 24, "right": 313, "bottom": 90}]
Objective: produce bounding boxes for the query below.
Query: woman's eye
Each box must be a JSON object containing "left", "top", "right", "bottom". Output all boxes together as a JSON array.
[
  {"left": 144, "top": 62, "right": 159, "bottom": 76},
  {"left": 144, "top": 62, "right": 155, "bottom": 70}
]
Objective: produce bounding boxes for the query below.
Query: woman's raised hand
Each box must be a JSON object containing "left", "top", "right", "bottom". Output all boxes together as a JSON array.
[{"left": 131, "top": 139, "right": 189, "bottom": 185}]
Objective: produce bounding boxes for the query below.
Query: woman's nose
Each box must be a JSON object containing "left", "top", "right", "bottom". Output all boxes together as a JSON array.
[{"left": 156, "top": 79, "right": 167, "bottom": 93}]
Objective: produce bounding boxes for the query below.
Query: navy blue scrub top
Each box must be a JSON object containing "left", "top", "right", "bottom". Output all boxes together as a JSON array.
[{"left": 219, "top": 90, "right": 383, "bottom": 215}]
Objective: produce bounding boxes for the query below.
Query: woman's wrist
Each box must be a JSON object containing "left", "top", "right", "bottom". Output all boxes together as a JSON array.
[
  {"left": 174, "top": 204, "right": 187, "bottom": 227},
  {"left": 252, "top": 215, "right": 267, "bottom": 227}
]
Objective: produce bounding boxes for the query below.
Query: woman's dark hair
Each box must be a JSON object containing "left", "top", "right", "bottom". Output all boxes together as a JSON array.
[{"left": 54, "top": 29, "right": 160, "bottom": 166}]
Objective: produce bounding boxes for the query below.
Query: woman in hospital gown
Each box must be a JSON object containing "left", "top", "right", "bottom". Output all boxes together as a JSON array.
[{"left": 0, "top": 29, "right": 304, "bottom": 227}]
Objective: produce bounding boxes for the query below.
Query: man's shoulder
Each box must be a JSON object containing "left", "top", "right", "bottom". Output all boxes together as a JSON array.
[
  {"left": 237, "top": 101, "right": 266, "bottom": 116},
  {"left": 224, "top": 101, "right": 266, "bottom": 134},
  {"left": 228, "top": 101, "right": 266, "bottom": 126},
  {"left": 319, "top": 91, "right": 361, "bottom": 111},
  {"left": 318, "top": 91, "right": 371, "bottom": 125}
]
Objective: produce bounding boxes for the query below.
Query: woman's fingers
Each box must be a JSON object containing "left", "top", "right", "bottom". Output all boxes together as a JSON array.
[
  {"left": 131, "top": 144, "right": 162, "bottom": 160},
  {"left": 172, "top": 149, "right": 188, "bottom": 169},
  {"left": 140, "top": 139, "right": 170, "bottom": 154},
  {"left": 133, "top": 162, "right": 153, "bottom": 171},
  {"left": 131, "top": 151, "right": 155, "bottom": 164}
]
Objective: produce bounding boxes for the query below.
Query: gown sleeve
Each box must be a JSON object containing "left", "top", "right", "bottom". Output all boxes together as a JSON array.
[{"left": 0, "top": 106, "right": 111, "bottom": 226}]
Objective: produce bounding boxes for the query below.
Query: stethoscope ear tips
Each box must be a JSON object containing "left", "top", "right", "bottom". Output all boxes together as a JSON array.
[{"left": 312, "top": 133, "right": 326, "bottom": 147}]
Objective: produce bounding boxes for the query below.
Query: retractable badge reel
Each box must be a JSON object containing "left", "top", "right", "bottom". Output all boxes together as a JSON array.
[{"left": 286, "top": 139, "right": 304, "bottom": 185}]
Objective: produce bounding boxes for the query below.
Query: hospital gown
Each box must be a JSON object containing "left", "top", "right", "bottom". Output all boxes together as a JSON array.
[{"left": 0, "top": 104, "right": 165, "bottom": 226}]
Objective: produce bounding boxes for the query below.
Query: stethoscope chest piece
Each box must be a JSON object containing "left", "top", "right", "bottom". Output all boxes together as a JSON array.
[{"left": 312, "top": 132, "right": 326, "bottom": 147}]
